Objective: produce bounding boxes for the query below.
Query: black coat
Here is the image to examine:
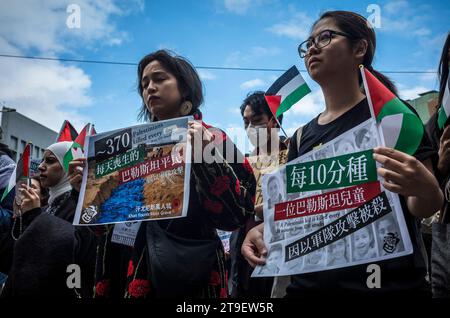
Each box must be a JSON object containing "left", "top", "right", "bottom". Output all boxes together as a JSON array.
[{"left": 0, "top": 190, "right": 97, "bottom": 297}]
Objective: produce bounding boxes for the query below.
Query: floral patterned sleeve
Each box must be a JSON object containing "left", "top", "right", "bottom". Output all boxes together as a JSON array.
[{"left": 192, "top": 128, "right": 256, "bottom": 231}]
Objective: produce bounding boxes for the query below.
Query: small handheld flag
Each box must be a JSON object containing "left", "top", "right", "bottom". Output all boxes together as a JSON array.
[
  {"left": 63, "top": 123, "right": 92, "bottom": 170},
  {"left": 1, "top": 143, "right": 31, "bottom": 202},
  {"left": 264, "top": 65, "right": 311, "bottom": 119},
  {"left": 56, "top": 120, "right": 78, "bottom": 142},
  {"left": 360, "top": 65, "right": 424, "bottom": 155}
]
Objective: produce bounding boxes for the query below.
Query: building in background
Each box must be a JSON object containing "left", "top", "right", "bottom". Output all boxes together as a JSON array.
[
  {"left": 0, "top": 106, "right": 57, "bottom": 162},
  {"left": 406, "top": 90, "right": 439, "bottom": 124}
]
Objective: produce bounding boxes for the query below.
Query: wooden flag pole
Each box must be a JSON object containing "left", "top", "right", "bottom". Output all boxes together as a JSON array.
[
  {"left": 274, "top": 116, "right": 288, "bottom": 139},
  {"left": 26, "top": 142, "right": 32, "bottom": 187},
  {"left": 359, "top": 64, "right": 386, "bottom": 148}
]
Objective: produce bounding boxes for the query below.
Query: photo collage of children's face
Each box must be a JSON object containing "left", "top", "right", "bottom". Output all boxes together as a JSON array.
[{"left": 257, "top": 119, "right": 409, "bottom": 277}]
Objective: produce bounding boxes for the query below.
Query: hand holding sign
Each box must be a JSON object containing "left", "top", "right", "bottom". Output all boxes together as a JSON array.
[
  {"left": 373, "top": 146, "right": 443, "bottom": 218},
  {"left": 241, "top": 223, "right": 267, "bottom": 267},
  {"left": 187, "top": 120, "right": 214, "bottom": 162},
  {"left": 373, "top": 147, "right": 438, "bottom": 198},
  {"left": 68, "top": 158, "right": 86, "bottom": 193}
]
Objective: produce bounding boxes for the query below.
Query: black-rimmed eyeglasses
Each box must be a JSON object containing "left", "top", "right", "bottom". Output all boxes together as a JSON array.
[{"left": 298, "top": 30, "right": 353, "bottom": 58}]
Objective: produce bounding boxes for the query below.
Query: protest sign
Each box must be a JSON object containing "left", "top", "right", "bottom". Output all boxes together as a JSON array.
[
  {"left": 253, "top": 119, "right": 412, "bottom": 277},
  {"left": 73, "top": 117, "right": 191, "bottom": 225}
]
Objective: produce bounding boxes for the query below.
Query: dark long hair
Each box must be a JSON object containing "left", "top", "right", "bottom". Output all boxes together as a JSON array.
[
  {"left": 438, "top": 33, "right": 450, "bottom": 107},
  {"left": 239, "top": 91, "right": 283, "bottom": 125},
  {"left": 314, "top": 11, "right": 398, "bottom": 95},
  {"left": 137, "top": 50, "right": 203, "bottom": 121}
]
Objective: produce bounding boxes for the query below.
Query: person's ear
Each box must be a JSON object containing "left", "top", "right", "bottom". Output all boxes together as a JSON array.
[
  {"left": 354, "top": 39, "right": 368, "bottom": 61},
  {"left": 268, "top": 117, "right": 279, "bottom": 128},
  {"left": 180, "top": 101, "right": 193, "bottom": 116}
]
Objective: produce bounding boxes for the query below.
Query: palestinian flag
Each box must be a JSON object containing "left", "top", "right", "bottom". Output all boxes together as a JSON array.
[
  {"left": 56, "top": 120, "right": 78, "bottom": 142},
  {"left": 1, "top": 143, "right": 31, "bottom": 202},
  {"left": 360, "top": 66, "right": 424, "bottom": 155},
  {"left": 265, "top": 65, "right": 311, "bottom": 118},
  {"left": 63, "top": 124, "right": 90, "bottom": 170},
  {"left": 437, "top": 72, "right": 450, "bottom": 130}
]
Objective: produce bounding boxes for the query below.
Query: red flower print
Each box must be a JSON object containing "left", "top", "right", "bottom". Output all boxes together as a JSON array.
[
  {"left": 128, "top": 279, "right": 151, "bottom": 298},
  {"left": 235, "top": 179, "right": 241, "bottom": 195},
  {"left": 172, "top": 198, "right": 181, "bottom": 210},
  {"left": 95, "top": 279, "right": 111, "bottom": 297},
  {"left": 209, "top": 270, "right": 221, "bottom": 286},
  {"left": 204, "top": 199, "right": 223, "bottom": 214},
  {"left": 210, "top": 176, "right": 230, "bottom": 196},
  {"left": 243, "top": 159, "right": 253, "bottom": 174},
  {"left": 127, "top": 260, "right": 134, "bottom": 277},
  {"left": 220, "top": 287, "right": 228, "bottom": 298}
]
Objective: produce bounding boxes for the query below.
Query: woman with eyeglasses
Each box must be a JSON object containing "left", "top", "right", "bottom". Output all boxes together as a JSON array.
[{"left": 241, "top": 10, "right": 443, "bottom": 297}]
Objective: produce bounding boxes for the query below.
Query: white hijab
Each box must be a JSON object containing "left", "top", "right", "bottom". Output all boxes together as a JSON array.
[{"left": 46, "top": 141, "right": 81, "bottom": 204}]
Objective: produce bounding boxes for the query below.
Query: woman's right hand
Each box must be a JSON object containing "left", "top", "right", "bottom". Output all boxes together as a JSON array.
[
  {"left": 68, "top": 158, "right": 86, "bottom": 193},
  {"left": 19, "top": 185, "right": 41, "bottom": 213},
  {"left": 241, "top": 222, "right": 267, "bottom": 267}
]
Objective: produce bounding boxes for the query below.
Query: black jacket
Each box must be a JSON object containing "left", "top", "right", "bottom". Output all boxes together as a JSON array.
[{"left": 0, "top": 190, "right": 97, "bottom": 297}]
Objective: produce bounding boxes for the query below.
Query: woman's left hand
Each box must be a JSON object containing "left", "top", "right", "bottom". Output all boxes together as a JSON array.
[
  {"left": 68, "top": 158, "right": 86, "bottom": 193},
  {"left": 373, "top": 147, "right": 437, "bottom": 198},
  {"left": 19, "top": 185, "right": 41, "bottom": 213},
  {"left": 187, "top": 120, "right": 215, "bottom": 162},
  {"left": 373, "top": 147, "right": 443, "bottom": 217}
]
